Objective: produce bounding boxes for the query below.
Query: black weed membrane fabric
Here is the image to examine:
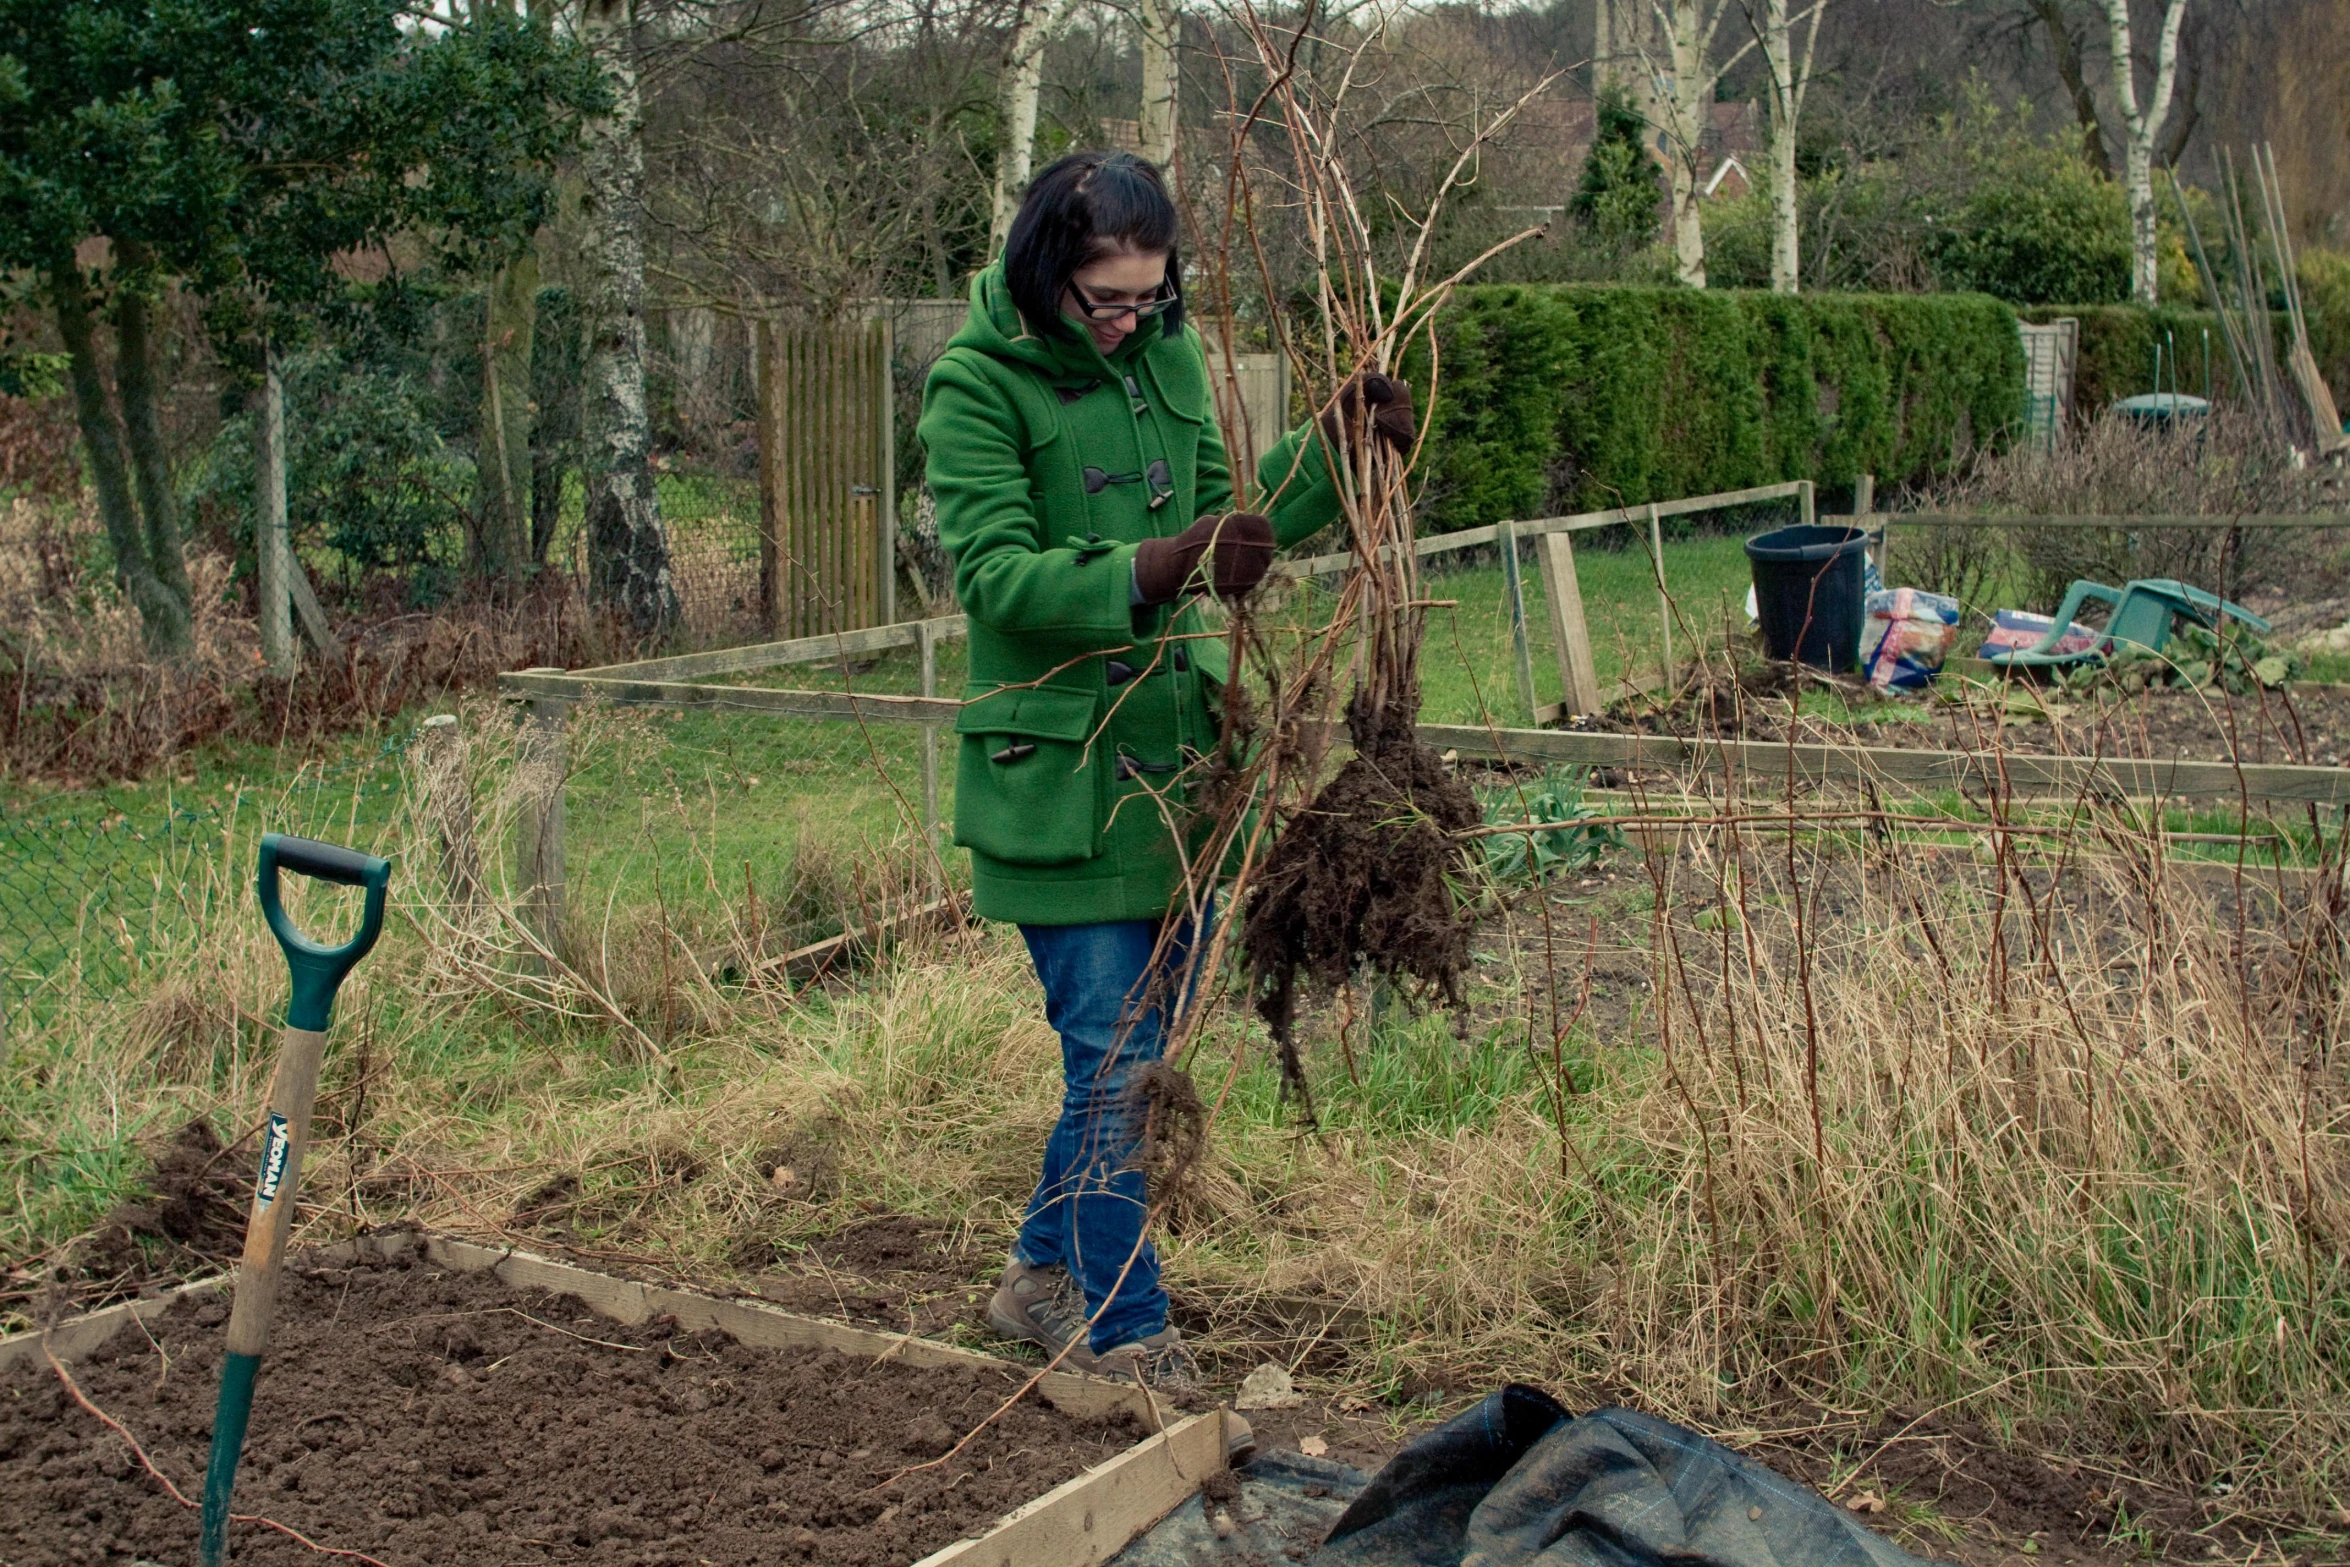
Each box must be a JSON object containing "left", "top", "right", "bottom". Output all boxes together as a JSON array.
[{"left": 1120, "top": 1386, "right": 1940, "bottom": 1567}]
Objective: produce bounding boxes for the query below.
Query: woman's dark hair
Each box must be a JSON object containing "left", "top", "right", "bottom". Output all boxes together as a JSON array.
[{"left": 1002, "top": 150, "right": 1183, "bottom": 340}]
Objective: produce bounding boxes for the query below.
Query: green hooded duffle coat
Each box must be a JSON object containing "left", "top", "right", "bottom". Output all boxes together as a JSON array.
[{"left": 919, "top": 265, "right": 1343, "bottom": 926}]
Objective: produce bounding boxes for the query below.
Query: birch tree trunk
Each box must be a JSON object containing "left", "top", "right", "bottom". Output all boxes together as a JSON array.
[
  {"left": 1661, "top": 0, "right": 1712, "bottom": 288},
  {"left": 1594, "top": 0, "right": 1615, "bottom": 93},
  {"left": 988, "top": 0, "right": 1074, "bottom": 252},
  {"left": 1758, "top": 0, "right": 1825, "bottom": 292},
  {"left": 2102, "top": 0, "right": 2188, "bottom": 305},
  {"left": 579, "top": 0, "right": 678, "bottom": 637},
  {"left": 1137, "top": 0, "right": 1179, "bottom": 170},
  {"left": 256, "top": 346, "right": 294, "bottom": 674}
]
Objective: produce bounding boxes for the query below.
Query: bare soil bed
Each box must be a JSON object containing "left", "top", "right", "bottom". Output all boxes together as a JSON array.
[
  {"left": 1598, "top": 672, "right": 2350, "bottom": 767},
  {"left": 1, "top": 1247, "right": 1144, "bottom": 1567}
]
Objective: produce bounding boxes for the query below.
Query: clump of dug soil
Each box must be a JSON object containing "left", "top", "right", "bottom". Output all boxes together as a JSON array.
[
  {"left": 1244, "top": 699, "right": 1482, "bottom": 1111},
  {"left": 7, "top": 1119, "right": 253, "bottom": 1331},
  {"left": 1, "top": 1248, "right": 1144, "bottom": 1566}
]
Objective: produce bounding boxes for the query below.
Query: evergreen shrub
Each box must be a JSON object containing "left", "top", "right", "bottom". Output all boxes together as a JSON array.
[{"left": 1415, "top": 285, "right": 2026, "bottom": 530}]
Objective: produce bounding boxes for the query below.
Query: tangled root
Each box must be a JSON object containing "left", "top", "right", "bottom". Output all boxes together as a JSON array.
[
  {"left": 1242, "top": 698, "right": 1481, "bottom": 1115},
  {"left": 1132, "top": 1060, "right": 1208, "bottom": 1210}
]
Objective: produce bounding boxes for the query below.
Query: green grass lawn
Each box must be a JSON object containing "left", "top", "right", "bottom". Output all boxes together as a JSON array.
[{"left": 1265, "top": 532, "right": 1754, "bottom": 726}]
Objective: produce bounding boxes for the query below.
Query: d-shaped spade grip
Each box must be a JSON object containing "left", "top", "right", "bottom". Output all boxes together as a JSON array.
[{"left": 257, "top": 833, "right": 390, "bottom": 1032}]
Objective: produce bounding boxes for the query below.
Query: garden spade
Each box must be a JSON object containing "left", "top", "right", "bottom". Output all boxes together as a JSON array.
[{"left": 200, "top": 833, "right": 391, "bottom": 1567}]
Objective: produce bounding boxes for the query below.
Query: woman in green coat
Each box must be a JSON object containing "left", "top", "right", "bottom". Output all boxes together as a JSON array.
[{"left": 920, "top": 150, "right": 1412, "bottom": 1389}]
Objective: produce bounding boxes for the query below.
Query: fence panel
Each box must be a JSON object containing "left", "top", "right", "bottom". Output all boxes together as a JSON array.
[
  {"left": 756, "top": 317, "right": 895, "bottom": 638},
  {"left": 2020, "top": 317, "right": 2079, "bottom": 449}
]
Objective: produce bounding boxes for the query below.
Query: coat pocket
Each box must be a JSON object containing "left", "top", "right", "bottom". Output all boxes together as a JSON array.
[{"left": 952, "top": 685, "right": 1110, "bottom": 867}]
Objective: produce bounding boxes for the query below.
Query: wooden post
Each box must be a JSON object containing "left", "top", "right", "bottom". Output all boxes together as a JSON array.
[
  {"left": 516, "top": 689, "right": 569, "bottom": 968},
  {"left": 288, "top": 557, "right": 335, "bottom": 655},
  {"left": 1854, "top": 472, "right": 1881, "bottom": 572},
  {"left": 877, "top": 316, "right": 897, "bottom": 626},
  {"left": 255, "top": 347, "right": 294, "bottom": 675},
  {"left": 1536, "top": 532, "right": 1604, "bottom": 718},
  {"left": 1497, "top": 519, "right": 1538, "bottom": 722},
  {"left": 419, "top": 714, "right": 483, "bottom": 913},
  {"left": 1799, "top": 478, "right": 1816, "bottom": 529},
  {"left": 917, "top": 620, "right": 940, "bottom": 863},
  {"left": 1648, "top": 502, "right": 1671, "bottom": 686}
]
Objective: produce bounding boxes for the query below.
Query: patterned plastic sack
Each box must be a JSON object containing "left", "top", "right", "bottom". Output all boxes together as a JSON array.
[
  {"left": 1860, "top": 588, "right": 1961, "bottom": 692},
  {"left": 1980, "top": 607, "right": 2097, "bottom": 659}
]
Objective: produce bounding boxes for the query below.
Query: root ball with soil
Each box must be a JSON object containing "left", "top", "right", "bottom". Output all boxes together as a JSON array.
[{"left": 1244, "top": 695, "right": 1482, "bottom": 1109}]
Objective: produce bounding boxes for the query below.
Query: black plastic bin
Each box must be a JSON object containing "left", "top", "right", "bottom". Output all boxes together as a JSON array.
[{"left": 1744, "top": 525, "right": 1869, "bottom": 672}]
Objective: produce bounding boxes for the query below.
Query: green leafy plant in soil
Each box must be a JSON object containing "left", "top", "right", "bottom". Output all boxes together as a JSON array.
[
  {"left": 1480, "top": 768, "right": 1622, "bottom": 884},
  {"left": 2055, "top": 620, "right": 2300, "bottom": 697}
]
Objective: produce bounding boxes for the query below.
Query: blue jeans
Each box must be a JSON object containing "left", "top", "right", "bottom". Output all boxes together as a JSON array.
[{"left": 1015, "top": 906, "right": 1211, "bottom": 1353}]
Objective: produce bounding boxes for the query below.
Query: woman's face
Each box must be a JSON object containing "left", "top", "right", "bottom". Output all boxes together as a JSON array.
[{"left": 1062, "top": 246, "right": 1172, "bottom": 356}]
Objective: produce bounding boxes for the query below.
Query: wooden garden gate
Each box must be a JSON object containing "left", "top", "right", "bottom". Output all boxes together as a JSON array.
[{"left": 755, "top": 316, "right": 896, "bottom": 636}]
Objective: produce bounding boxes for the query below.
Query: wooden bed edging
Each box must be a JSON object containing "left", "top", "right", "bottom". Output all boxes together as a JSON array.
[
  {"left": 2, "top": 1231, "right": 1151, "bottom": 1425},
  {"left": 2, "top": 1231, "right": 1235, "bottom": 1564},
  {"left": 911, "top": 1408, "right": 1231, "bottom": 1567}
]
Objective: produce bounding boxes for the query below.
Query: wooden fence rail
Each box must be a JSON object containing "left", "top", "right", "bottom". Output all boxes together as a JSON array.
[
  {"left": 1861, "top": 512, "right": 2350, "bottom": 530},
  {"left": 499, "top": 669, "right": 2350, "bottom": 807}
]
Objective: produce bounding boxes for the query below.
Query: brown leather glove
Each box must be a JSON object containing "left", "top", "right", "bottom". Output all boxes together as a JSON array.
[
  {"left": 1320, "top": 372, "right": 1417, "bottom": 457},
  {"left": 1132, "top": 511, "right": 1276, "bottom": 605}
]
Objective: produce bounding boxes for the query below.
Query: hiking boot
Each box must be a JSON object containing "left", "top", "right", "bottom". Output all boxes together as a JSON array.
[
  {"left": 987, "top": 1258, "right": 1087, "bottom": 1354},
  {"left": 1085, "top": 1327, "right": 1202, "bottom": 1393}
]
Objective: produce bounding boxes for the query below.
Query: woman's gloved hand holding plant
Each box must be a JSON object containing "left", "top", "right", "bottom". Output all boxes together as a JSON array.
[
  {"left": 1321, "top": 372, "right": 1417, "bottom": 457},
  {"left": 1133, "top": 510, "right": 1276, "bottom": 604}
]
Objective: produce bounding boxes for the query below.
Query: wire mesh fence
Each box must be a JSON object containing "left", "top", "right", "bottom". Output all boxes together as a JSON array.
[
  {"left": 0, "top": 736, "right": 416, "bottom": 1028},
  {"left": 0, "top": 693, "right": 954, "bottom": 1029},
  {"left": 537, "top": 462, "right": 769, "bottom": 650}
]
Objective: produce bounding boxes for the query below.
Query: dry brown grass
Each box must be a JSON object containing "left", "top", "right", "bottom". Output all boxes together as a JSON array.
[{"left": 0, "top": 498, "right": 607, "bottom": 785}]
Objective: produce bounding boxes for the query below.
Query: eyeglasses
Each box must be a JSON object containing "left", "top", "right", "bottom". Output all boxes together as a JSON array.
[{"left": 1068, "top": 280, "right": 1176, "bottom": 322}]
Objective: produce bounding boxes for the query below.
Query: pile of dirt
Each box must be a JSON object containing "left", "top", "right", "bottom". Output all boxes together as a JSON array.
[
  {"left": 1, "top": 1248, "right": 1145, "bottom": 1566},
  {"left": 5, "top": 1120, "right": 253, "bottom": 1331},
  {"left": 1245, "top": 703, "right": 1484, "bottom": 1114}
]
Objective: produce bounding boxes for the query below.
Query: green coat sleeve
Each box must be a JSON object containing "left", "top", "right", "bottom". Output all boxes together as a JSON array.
[
  {"left": 1178, "top": 327, "right": 1340, "bottom": 550},
  {"left": 920, "top": 349, "right": 1138, "bottom": 651},
  {"left": 1255, "top": 424, "right": 1343, "bottom": 550}
]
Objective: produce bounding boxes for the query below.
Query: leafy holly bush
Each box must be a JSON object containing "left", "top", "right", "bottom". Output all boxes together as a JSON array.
[
  {"left": 1923, "top": 138, "right": 2131, "bottom": 307},
  {"left": 187, "top": 349, "right": 472, "bottom": 605}
]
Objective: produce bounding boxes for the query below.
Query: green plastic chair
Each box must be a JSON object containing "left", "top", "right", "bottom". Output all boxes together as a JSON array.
[{"left": 1983, "top": 577, "right": 2271, "bottom": 669}]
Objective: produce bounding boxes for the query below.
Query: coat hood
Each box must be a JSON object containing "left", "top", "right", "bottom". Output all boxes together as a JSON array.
[{"left": 946, "top": 261, "right": 1167, "bottom": 382}]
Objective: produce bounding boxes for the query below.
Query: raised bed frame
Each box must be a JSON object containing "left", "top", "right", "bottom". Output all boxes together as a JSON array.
[{"left": 1, "top": 1231, "right": 1240, "bottom": 1567}]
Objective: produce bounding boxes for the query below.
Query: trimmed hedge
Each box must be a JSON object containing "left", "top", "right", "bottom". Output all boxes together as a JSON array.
[{"left": 1415, "top": 285, "right": 2026, "bottom": 531}]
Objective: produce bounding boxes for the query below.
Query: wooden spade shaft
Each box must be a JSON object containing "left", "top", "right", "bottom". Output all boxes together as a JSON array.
[
  {"left": 224, "top": 1025, "right": 328, "bottom": 1357},
  {"left": 200, "top": 1024, "right": 328, "bottom": 1564}
]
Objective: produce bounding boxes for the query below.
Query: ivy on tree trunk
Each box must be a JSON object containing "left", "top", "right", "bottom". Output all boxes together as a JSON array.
[
  {"left": 477, "top": 250, "right": 541, "bottom": 585},
  {"left": 51, "top": 266, "right": 193, "bottom": 659}
]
